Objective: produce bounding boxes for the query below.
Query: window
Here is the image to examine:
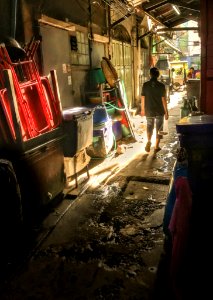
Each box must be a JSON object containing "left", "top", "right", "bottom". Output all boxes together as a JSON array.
[{"left": 70, "top": 31, "right": 89, "bottom": 65}]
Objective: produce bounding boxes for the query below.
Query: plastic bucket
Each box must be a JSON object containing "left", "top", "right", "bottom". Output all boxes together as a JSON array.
[{"left": 93, "top": 105, "right": 109, "bottom": 125}]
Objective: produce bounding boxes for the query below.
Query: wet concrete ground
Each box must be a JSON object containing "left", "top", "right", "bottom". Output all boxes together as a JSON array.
[{"left": 0, "top": 92, "right": 184, "bottom": 299}]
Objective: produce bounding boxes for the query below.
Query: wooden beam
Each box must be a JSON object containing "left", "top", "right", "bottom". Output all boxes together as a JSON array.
[{"left": 156, "top": 27, "right": 199, "bottom": 32}]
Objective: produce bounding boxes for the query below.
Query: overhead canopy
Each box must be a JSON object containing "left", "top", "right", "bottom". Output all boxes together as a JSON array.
[
  {"left": 132, "top": 0, "right": 199, "bottom": 55},
  {"left": 126, "top": 0, "right": 200, "bottom": 28},
  {"left": 104, "top": 1, "right": 200, "bottom": 32},
  {"left": 161, "top": 39, "right": 182, "bottom": 54},
  {"left": 138, "top": 0, "right": 200, "bottom": 28}
]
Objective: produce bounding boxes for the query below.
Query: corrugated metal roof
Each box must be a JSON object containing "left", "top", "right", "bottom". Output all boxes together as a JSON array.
[{"left": 138, "top": 0, "right": 200, "bottom": 28}]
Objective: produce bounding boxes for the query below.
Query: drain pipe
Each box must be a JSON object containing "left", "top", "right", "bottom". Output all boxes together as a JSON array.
[
  {"left": 11, "top": 0, "right": 18, "bottom": 38},
  {"left": 88, "top": 0, "right": 93, "bottom": 69}
]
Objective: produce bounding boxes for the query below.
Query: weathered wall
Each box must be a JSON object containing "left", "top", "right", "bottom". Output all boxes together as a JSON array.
[
  {"left": 18, "top": 0, "right": 109, "bottom": 108},
  {"left": 0, "top": 1, "right": 148, "bottom": 109},
  {"left": 21, "top": 0, "right": 107, "bottom": 40},
  {"left": 40, "top": 0, "right": 106, "bottom": 32}
]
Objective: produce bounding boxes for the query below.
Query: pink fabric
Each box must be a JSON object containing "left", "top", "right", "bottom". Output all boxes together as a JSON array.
[{"left": 168, "top": 176, "right": 192, "bottom": 298}]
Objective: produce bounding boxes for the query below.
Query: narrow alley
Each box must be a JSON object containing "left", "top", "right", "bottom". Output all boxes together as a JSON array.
[
  {"left": 0, "top": 92, "right": 183, "bottom": 299},
  {"left": 1, "top": 1, "right": 213, "bottom": 299}
]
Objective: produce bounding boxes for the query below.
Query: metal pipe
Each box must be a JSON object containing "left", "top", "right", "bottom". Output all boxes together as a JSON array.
[
  {"left": 111, "top": 13, "right": 132, "bottom": 28},
  {"left": 11, "top": 0, "right": 18, "bottom": 38},
  {"left": 88, "top": 0, "right": 93, "bottom": 69},
  {"left": 137, "top": 31, "right": 152, "bottom": 41},
  {"left": 156, "top": 27, "right": 199, "bottom": 32}
]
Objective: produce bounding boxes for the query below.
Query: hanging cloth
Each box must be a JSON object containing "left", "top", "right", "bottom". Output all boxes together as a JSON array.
[{"left": 168, "top": 176, "right": 192, "bottom": 297}]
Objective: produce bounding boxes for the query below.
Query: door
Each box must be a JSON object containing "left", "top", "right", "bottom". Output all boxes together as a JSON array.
[
  {"left": 112, "top": 40, "right": 133, "bottom": 108},
  {"left": 39, "top": 23, "right": 73, "bottom": 108}
]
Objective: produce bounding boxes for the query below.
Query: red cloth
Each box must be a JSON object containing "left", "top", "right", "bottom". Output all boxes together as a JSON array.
[{"left": 168, "top": 176, "right": 192, "bottom": 297}]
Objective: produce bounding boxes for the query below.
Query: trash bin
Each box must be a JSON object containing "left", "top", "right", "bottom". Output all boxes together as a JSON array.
[
  {"left": 176, "top": 114, "right": 213, "bottom": 196},
  {"left": 176, "top": 114, "right": 213, "bottom": 150},
  {"left": 62, "top": 106, "right": 93, "bottom": 157},
  {"left": 13, "top": 136, "right": 66, "bottom": 225}
]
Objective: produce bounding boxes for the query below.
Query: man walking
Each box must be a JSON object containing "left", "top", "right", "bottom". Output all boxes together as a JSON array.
[{"left": 141, "top": 67, "right": 169, "bottom": 154}]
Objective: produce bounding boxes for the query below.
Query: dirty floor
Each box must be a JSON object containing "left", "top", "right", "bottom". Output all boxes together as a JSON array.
[{"left": 0, "top": 93, "right": 185, "bottom": 299}]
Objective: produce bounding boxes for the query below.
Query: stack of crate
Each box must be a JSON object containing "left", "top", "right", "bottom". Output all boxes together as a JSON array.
[{"left": 0, "top": 38, "right": 65, "bottom": 225}]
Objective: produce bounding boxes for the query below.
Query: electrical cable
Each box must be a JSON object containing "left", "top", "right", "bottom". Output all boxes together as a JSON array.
[{"left": 104, "top": 101, "right": 126, "bottom": 111}]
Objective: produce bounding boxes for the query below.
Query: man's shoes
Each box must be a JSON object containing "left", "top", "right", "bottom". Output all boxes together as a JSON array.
[
  {"left": 145, "top": 141, "right": 151, "bottom": 152},
  {"left": 153, "top": 147, "right": 161, "bottom": 155}
]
